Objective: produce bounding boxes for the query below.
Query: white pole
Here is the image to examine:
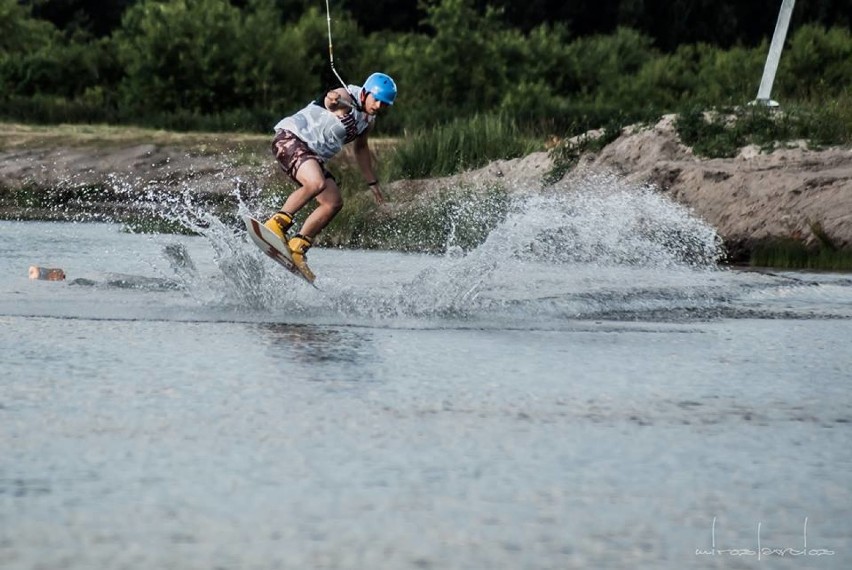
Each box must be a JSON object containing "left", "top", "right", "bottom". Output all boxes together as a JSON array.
[{"left": 755, "top": 0, "right": 796, "bottom": 106}]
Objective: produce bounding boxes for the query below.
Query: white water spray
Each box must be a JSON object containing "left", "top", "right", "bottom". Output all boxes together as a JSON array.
[{"left": 63, "top": 165, "right": 729, "bottom": 322}]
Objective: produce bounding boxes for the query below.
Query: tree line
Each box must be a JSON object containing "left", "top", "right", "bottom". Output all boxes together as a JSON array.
[
  {"left": 2, "top": 0, "right": 851, "bottom": 135},
  {"left": 22, "top": 0, "right": 852, "bottom": 47}
]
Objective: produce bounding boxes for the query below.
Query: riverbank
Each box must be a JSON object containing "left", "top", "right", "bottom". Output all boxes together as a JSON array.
[{"left": 1, "top": 120, "right": 850, "bottom": 266}]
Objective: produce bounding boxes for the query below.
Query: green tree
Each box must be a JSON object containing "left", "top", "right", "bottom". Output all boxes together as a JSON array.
[
  {"left": 380, "top": 0, "right": 518, "bottom": 126},
  {"left": 114, "top": 0, "right": 244, "bottom": 113},
  {"left": 1, "top": 0, "right": 115, "bottom": 103},
  {"left": 283, "top": 4, "right": 363, "bottom": 96},
  {"left": 425, "top": 0, "right": 515, "bottom": 110},
  {"left": 1, "top": 0, "right": 56, "bottom": 97},
  {"left": 495, "top": 22, "right": 573, "bottom": 128},
  {"left": 779, "top": 24, "right": 852, "bottom": 99},
  {"left": 0, "top": 0, "right": 59, "bottom": 52},
  {"left": 622, "top": 42, "right": 765, "bottom": 109},
  {"left": 564, "top": 27, "right": 656, "bottom": 99},
  {"left": 113, "top": 0, "right": 363, "bottom": 121},
  {"left": 29, "top": 0, "right": 135, "bottom": 38},
  {"left": 619, "top": 44, "right": 703, "bottom": 109},
  {"left": 693, "top": 44, "right": 765, "bottom": 104},
  {"left": 234, "top": 0, "right": 323, "bottom": 113}
]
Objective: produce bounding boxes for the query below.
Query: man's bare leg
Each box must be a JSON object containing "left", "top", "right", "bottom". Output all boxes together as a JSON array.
[{"left": 282, "top": 160, "right": 343, "bottom": 281}]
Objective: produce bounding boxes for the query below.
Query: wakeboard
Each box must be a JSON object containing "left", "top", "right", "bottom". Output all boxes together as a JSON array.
[{"left": 242, "top": 215, "right": 316, "bottom": 284}]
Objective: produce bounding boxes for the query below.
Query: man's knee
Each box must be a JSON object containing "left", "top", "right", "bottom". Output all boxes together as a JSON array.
[{"left": 302, "top": 178, "right": 328, "bottom": 197}]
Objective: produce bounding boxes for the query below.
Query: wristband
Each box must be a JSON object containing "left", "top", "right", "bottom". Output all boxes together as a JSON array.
[{"left": 367, "top": 180, "right": 379, "bottom": 186}]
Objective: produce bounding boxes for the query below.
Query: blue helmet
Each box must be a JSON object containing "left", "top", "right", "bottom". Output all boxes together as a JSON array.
[{"left": 363, "top": 72, "right": 397, "bottom": 105}]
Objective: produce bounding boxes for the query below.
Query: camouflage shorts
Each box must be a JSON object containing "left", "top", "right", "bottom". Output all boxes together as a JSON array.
[{"left": 271, "top": 130, "right": 333, "bottom": 184}]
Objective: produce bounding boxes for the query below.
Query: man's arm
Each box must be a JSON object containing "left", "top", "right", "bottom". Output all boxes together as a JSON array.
[
  {"left": 324, "top": 88, "right": 354, "bottom": 113},
  {"left": 354, "top": 128, "right": 384, "bottom": 205}
]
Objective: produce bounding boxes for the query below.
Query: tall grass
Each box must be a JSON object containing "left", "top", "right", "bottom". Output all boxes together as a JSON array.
[
  {"left": 385, "top": 114, "right": 542, "bottom": 181},
  {"left": 313, "top": 113, "right": 529, "bottom": 252},
  {"left": 322, "top": 181, "right": 510, "bottom": 253},
  {"left": 750, "top": 239, "right": 852, "bottom": 270}
]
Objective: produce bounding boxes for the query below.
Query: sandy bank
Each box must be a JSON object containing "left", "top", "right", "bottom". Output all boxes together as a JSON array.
[{"left": 1, "top": 119, "right": 850, "bottom": 259}]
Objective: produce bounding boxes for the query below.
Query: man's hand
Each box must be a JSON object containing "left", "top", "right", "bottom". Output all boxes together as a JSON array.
[
  {"left": 326, "top": 90, "right": 351, "bottom": 111},
  {"left": 369, "top": 182, "right": 385, "bottom": 205}
]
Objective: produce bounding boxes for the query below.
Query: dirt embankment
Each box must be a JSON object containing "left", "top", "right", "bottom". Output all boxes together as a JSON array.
[
  {"left": 586, "top": 115, "right": 852, "bottom": 258},
  {"left": 402, "top": 115, "right": 852, "bottom": 259},
  {"left": 1, "top": 119, "right": 850, "bottom": 258}
]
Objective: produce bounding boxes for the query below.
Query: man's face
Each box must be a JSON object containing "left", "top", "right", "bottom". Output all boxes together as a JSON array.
[{"left": 363, "top": 93, "right": 390, "bottom": 116}]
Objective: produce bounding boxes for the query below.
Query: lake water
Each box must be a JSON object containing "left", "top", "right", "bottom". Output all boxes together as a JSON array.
[{"left": 1, "top": 183, "right": 851, "bottom": 569}]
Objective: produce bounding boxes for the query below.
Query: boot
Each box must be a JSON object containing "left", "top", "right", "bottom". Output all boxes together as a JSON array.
[
  {"left": 263, "top": 211, "right": 293, "bottom": 241},
  {"left": 287, "top": 234, "right": 316, "bottom": 282}
]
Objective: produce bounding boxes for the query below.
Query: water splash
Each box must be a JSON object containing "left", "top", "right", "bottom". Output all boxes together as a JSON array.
[
  {"left": 76, "top": 166, "right": 729, "bottom": 323},
  {"left": 507, "top": 172, "right": 723, "bottom": 268},
  {"left": 389, "top": 171, "right": 725, "bottom": 320}
]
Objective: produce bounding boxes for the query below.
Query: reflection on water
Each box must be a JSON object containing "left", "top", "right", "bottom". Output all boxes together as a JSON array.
[{"left": 257, "top": 323, "right": 376, "bottom": 370}]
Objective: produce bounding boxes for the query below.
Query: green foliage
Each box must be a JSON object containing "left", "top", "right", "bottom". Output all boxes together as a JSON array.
[
  {"left": 322, "top": 182, "right": 511, "bottom": 254},
  {"left": 699, "top": 45, "right": 766, "bottom": 102},
  {"left": 0, "top": 0, "right": 59, "bottom": 53},
  {"left": 0, "top": 1, "right": 116, "bottom": 102},
  {"left": 519, "top": 22, "right": 574, "bottom": 92},
  {"left": 109, "top": 0, "right": 364, "bottom": 126},
  {"left": 233, "top": 0, "right": 319, "bottom": 110},
  {"left": 370, "top": 0, "right": 525, "bottom": 130},
  {"left": 3, "top": 38, "right": 114, "bottom": 99},
  {"left": 3, "top": 0, "right": 852, "bottom": 153},
  {"left": 563, "top": 27, "right": 657, "bottom": 98},
  {"left": 620, "top": 42, "right": 766, "bottom": 110},
  {"left": 675, "top": 102, "right": 852, "bottom": 158},
  {"left": 750, "top": 239, "right": 852, "bottom": 270},
  {"left": 803, "top": 97, "right": 852, "bottom": 146},
  {"left": 416, "top": 0, "right": 514, "bottom": 111},
  {"left": 1, "top": 94, "right": 119, "bottom": 124},
  {"left": 779, "top": 24, "right": 852, "bottom": 100},
  {"left": 114, "top": 0, "right": 244, "bottom": 113},
  {"left": 385, "top": 113, "right": 542, "bottom": 180}
]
